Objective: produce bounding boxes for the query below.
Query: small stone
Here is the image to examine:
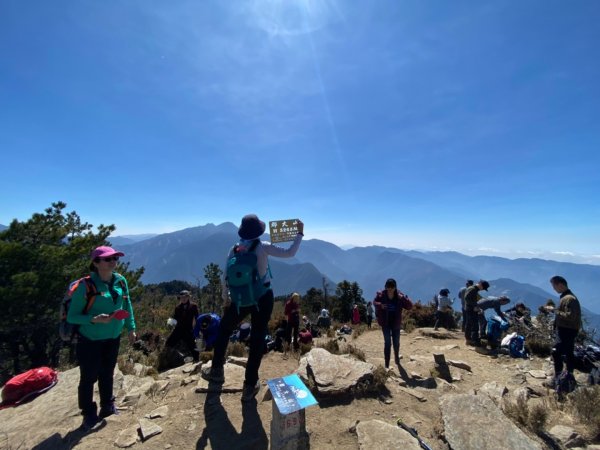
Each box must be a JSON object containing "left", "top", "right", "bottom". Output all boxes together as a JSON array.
[
  {"left": 528, "top": 370, "right": 547, "bottom": 379},
  {"left": 187, "top": 422, "right": 197, "bottom": 432},
  {"left": 114, "top": 427, "right": 139, "bottom": 448},
  {"left": 548, "top": 425, "right": 585, "bottom": 448},
  {"left": 447, "top": 360, "right": 472, "bottom": 372},
  {"left": 139, "top": 418, "right": 163, "bottom": 441},
  {"left": 398, "top": 386, "right": 427, "bottom": 402},
  {"left": 146, "top": 405, "right": 169, "bottom": 419}
]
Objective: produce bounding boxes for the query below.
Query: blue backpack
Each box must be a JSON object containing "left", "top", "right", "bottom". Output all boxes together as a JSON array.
[
  {"left": 226, "top": 240, "right": 270, "bottom": 312},
  {"left": 509, "top": 335, "right": 527, "bottom": 358}
]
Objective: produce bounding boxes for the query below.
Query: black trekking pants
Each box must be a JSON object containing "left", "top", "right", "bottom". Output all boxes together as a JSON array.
[
  {"left": 553, "top": 327, "right": 578, "bottom": 374},
  {"left": 212, "top": 290, "right": 274, "bottom": 387},
  {"left": 166, "top": 326, "right": 199, "bottom": 361},
  {"left": 76, "top": 335, "right": 120, "bottom": 416}
]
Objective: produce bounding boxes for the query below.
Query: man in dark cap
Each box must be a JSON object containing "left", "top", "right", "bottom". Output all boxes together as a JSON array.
[
  {"left": 463, "top": 280, "right": 490, "bottom": 346},
  {"left": 165, "top": 290, "right": 199, "bottom": 362},
  {"left": 208, "top": 214, "right": 304, "bottom": 402}
]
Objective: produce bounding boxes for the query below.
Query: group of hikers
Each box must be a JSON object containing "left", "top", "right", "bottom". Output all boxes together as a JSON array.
[{"left": 64, "top": 213, "right": 595, "bottom": 433}]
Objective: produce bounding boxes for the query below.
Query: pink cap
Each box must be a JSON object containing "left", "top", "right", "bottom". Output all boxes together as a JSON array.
[{"left": 91, "top": 246, "right": 125, "bottom": 260}]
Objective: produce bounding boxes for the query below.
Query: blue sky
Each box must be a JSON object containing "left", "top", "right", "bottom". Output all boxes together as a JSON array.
[{"left": 1, "top": 1, "right": 599, "bottom": 263}]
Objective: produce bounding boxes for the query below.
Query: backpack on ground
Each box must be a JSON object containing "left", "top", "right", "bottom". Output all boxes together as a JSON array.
[
  {"left": 509, "top": 335, "right": 527, "bottom": 358},
  {"left": 226, "top": 240, "right": 269, "bottom": 312},
  {"left": 59, "top": 276, "right": 99, "bottom": 343},
  {"left": 555, "top": 370, "right": 577, "bottom": 395},
  {"left": 0, "top": 367, "right": 58, "bottom": 410}
]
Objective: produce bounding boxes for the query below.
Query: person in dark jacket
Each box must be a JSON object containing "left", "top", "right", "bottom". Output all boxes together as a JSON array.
[
  {"left": 476, "top": 296, "right": 510, "bottom": 337},
  {"left": 458, "top": 280, "right": 474, "bottom": 332},
  {"left": 373, "top": 278, "right": 413, "bottom": 369},
  {"left": 463, "top": 280, "right": 489, "bottom": 346},
  {"left": 544, "top": 276, "right": 582, "bottom": 387},
  {"left": 166, "top": 290, "right": 199, "bottom": 362}
]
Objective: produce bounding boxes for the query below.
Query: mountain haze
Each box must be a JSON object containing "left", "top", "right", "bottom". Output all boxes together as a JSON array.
[{"left": 115, "top": 223, "right": 600, "bottom": 329}]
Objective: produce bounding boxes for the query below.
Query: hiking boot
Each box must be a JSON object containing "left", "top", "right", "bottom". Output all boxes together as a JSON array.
[
  {"left": 241, "top": 382, "right": 260, "bottom": 403},
  {"left": 207, "top": 365, "right": 225, "bottom": 383},
  {"left": 99, "top": 403, "right": 119, "bottom": 419},
  {"left": 81, "top": 413, "right": 100, "bottom": 431}
]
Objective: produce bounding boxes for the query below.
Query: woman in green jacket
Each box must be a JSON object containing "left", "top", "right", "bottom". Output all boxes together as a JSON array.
[{"left": 67, "top": 246, "right": 136, "bottom": 430}]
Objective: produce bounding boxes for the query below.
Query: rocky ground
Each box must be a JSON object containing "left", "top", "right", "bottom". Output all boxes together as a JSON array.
[{"left": 1, "top": 326, "right": 599, "bottom": 450}]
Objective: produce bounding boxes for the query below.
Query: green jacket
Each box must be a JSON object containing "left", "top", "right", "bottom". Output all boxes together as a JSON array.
[
  {"left": 555, "top": 289, "right": 581, "bottom": 331},
  {"left": 67, "top": 272, "right": 136, "bottom": 340}
]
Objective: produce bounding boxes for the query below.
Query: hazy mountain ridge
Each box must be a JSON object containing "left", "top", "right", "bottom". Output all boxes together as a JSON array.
[{"left": 115, "top": 223, "right": 600, "bottom": 329}]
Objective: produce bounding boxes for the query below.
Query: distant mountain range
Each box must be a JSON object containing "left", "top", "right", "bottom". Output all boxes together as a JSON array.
[
  {"left": 110, "top": 234, "right": 158, "bottom": 246},
  {"left": 0, "top": 224, "right": 7, "bottom": 232},
  {"left": 112, "top": 223, "right": 600, "bottom": 331}
]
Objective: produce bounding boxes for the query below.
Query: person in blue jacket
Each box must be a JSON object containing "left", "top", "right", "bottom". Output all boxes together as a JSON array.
[{"left": 193, "top": 313, "right": 221, "bottom": 351}]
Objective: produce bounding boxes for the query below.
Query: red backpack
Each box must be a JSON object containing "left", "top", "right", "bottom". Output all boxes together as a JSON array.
[{"left": 0, "top": 367, "right": 58, "bottom": 409}]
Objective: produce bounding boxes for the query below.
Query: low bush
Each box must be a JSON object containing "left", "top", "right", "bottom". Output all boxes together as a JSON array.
[
  {"left": 345, "top": 344, "right": 366, "bottom": 362},
  {"left": 503, "top": 395, "right": 548, "bottom": 434},
  {"left": 317, "top": 339, "right": 340, "bottom": 355},
  {"left": 569, "top": 386, "right": 600, "bottom": 439},
  {"left": 402, "top": 302, "right": 436, "bottom": 329},
  {"left": 226, "top": 342, "right": 247, "bottom": 358}
]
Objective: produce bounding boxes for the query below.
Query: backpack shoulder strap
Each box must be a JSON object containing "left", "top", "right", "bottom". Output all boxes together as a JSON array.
[
  {"left": 249, "top": 239, "right": 260, "bottom": 252},
  {"left": 82, "top": 276, "right": 99, "bottom": 314}
]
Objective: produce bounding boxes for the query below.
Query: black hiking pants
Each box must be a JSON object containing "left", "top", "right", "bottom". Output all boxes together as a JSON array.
[
  {"left": 76, "top": 335, "right": 120, "bottom": 416},
  {"left": 212, "top": 289, "right": 274, "bottom": 387},
  {"left": 553, "top": 327, "right": 578, "bottom": 374},
  {"left": 166, "top": 326, "right": 199, "bottom": 362},
  {"left": 464, "top": 308, "right": 480, "bottom": 343}
]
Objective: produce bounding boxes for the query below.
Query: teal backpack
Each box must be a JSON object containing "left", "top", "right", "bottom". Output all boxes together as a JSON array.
[{"left": 226, "top": 240, "right": 270, "bottom": 312}]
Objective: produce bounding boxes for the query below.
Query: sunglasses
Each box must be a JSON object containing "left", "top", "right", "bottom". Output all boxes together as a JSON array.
[{"left": 95, "top": 256, "right": 119, "bottom": 263}]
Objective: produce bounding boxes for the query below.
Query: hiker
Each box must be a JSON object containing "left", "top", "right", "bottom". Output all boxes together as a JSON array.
[
  {"left": 366, "top": 301, "right": 375, "bottom": 329},
  {"left": 208, "top": 214, "right": 304, "bottom": 402},
  {"left": 352, "top": 304, "right": 360, "bottom": 325},
  {"left": 165, "top": 290, "right": 199, "bottom": 362},
  {"left": 434, "top": 288, "right": 454, "bottom": 331},
  {"left": 298, "top": 328, "right": 313, "bottom": 345},
  {"left": 285, "top": 293, "right": 301, "bottom": 350},
  {"left": 463, "top": 280, "right": 490, "bottom": 346},
  {"left": 505, "top": 302, "right": 532, "bottom": 328},
  {"left": 193, "top": 313, "right": 221, "bottom": 352},
  {"left": 458, "top": 280, "right": 474, "bottom": 332},
  {"left": 67, "top": 246, "right": 136, "bottom": 430},
  {"left": 317, "top": 308, "right": 331, "bottom": 330},
  {"left": 373, "top": 278, "right": 413, "bottom": 369},
  {"left": 476, "top": 295, "right": 510, "bottom": 338},
  {"left": 544, "top": 276, "right": 582, "bottom": 388}
]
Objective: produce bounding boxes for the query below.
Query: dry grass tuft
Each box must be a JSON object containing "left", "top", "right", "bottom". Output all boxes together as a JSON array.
[
  {"left": 503, "top": 395, "right": 548, "bottom": 434},
  {"left": 569, "top": 386, "right": 600, "bottom": 439},
  {"left": 345, "top": 344, "right": 366, "bottom": 362},
  {"left": 317, "top": 339, "right": 341, "bottom": 355},
  {"left": 226, "top": 342, "right": 247, "bottom": 358}
]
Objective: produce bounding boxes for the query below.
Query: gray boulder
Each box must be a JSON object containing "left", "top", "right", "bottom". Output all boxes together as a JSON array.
[
  {"left": 440, "top": 394, "right": 543, "bottom": 450},
  {"left": 548, "top": 425, "right": 585, "bottom": 448},
  {"left": 296, "top": 348, "right": 375, "bottom": 396},
  {"left": 356, "top": 420, "right": 423, "bottom": 450}
]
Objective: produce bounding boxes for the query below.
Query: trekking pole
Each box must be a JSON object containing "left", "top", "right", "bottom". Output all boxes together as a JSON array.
[{"left": 396, "top": 419, "right": 433, "bottom": 450}]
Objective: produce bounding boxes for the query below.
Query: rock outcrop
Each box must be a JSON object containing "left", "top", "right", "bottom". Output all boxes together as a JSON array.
[
  {"left": 440, "top": 394, "right": 544, "bottom": 450},
  {"left": 296, "top": 348, "right": 375, "bottom": 396}
]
